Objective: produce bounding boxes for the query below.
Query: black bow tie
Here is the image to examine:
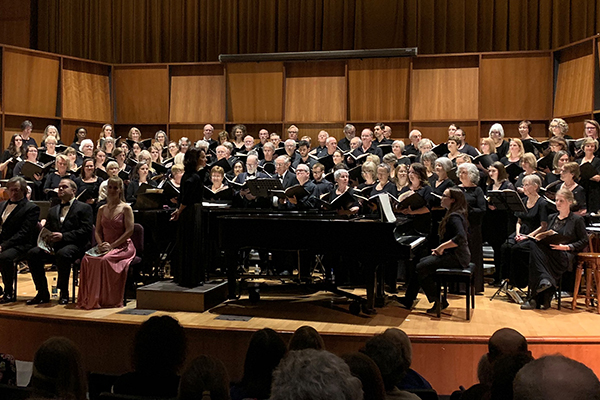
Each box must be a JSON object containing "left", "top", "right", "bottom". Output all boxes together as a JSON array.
[
  {"left": 7, "top": 200, "right": 19, "bottom": 205},
  {"left": 59, "top": 202, "right": 70, "bottom": 209}
]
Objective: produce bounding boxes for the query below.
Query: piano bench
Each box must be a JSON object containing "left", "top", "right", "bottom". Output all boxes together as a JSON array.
[{"left": 435, "top": 263, "right": 476, "bottom": 320}]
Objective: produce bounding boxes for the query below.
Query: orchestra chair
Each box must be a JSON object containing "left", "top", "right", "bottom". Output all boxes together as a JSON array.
[
  {"left": 71, "top": 225, "right": 96, "bottom": 303},
  {"left": 572, "top": 232, "right": 599, "bottom": 313},
  {"left": 124, "top": 223, "right": 145, "bottom": 303},
  {"left": 435, "top": 262, "right": 475, "bottom": 320}
]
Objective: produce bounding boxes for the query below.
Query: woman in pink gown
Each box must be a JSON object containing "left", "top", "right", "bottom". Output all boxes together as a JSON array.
[{"left": 77, "top": 177, "right": 135, "bottom": 309}]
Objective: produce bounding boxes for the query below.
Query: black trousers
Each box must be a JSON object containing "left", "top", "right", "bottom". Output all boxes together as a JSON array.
[
  {"left": 28, "top": 245, "right": 83, "bottom": 295},
  {"left": 0, "top": 248, "right": 27, "bottom": 296},
  {"left": 405, "top": 253, "right": 463, "bottom": 303}
]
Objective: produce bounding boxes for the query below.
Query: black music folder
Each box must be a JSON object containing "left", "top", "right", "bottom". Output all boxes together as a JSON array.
[
  {"left": 95, "top": 168, "right": 109, "bottom": 180},
  {"left": 531, "top": 139, "right": 550, "bottom": 153},
  {"left": 536, "top": 152, "right": 555, "bottom": 171},
  {"left": 126, "top": 138, "right": 153, "bottom": 149},
  {"left": 76, "top": 188, "right": 93, "bottom": 203},
  {"left": 21, "top": 160, "right": 54, "bottom": 181},
  {"left": 118, "top": 170, "right": 130, "bottom": 181},
  {"left": 473, "top": 154, "right": 494, "bottom": 169},
  {"left": 204, "top": 185, "right": 233, "bottom": 201},
  {"left": 38, "top": 152, "right": 56, "bottom": 165},
  {"left": 579, "top": 162, "right": 598, "bottom": 181},
  {"left": 505, "top": 162, "right": 524, "bottom": 182},
  {"left": 486, "top": 189, "right": 526, "bottom": 212},
  {"left": 395, "top": 191, "right": 427, "bottom": 211},
  {"left": 208, "top": 157, "right": 232, "bottom": 173},
  {"left": 432, "top": 142, "right": 448, "bottom": 157},
  {"left": 378, "top": 143, "right": 393, "bottom": 156},
  {"left": 271, "top": 184, "right": 308, "bottom": 199},
  {"left": 152, "top": 162, "right": 169, "bottom": 175},
  {"left": 310, "top": 153, "right": 335, "bottom": 171},
  {"left": 259, "top": 162, "right": 276, "bottom": 176},
  {"left": 318, "top": 190, "right": 356, "bottom": 210}
]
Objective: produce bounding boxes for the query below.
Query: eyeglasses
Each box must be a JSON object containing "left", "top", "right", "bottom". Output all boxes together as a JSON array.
[
  {"left": 57, "top": 185, "right": 69, "bottom": 190},
  {"left": 441, "top": 193, "right": 451, "bottom": 198}
]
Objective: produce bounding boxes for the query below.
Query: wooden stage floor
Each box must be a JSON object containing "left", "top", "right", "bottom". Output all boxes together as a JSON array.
[{"left": 2, "top": 271, "right": 600, "bottom": 394}]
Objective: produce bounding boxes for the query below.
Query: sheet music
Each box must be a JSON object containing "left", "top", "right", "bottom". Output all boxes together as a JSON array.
[{"left": 377, "top": 193, "right": 397, "bottom": 223}]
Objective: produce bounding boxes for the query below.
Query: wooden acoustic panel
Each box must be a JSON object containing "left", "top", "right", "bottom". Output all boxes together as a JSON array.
[
  {"left": 554, "top": 43, "right": 594, "bottom": 117},
  {"left": 3, "top": 115, "right": 59, "bottom": 151},
  {"left": 285, "top": 62, "right": 345, "bottom": 123},
  {"left": 61, "top": 121, "right": 105, "bottom": 149},
  {"left": 348, "top": 58, "right": 410, "bottom": 121},
  {"left": 62, "top": 60, "right": 111, "bottom": 122},
  {"left": 226, "top": 62, "right": 283, "bottom": 122},
  {"left": 480, "top": 54, "right": 552, "bottom": 120},
  {"left": 411, "top": 57, "right": 479, "bottom": 121},
  {"left": 3, "top": 50, "right": 59, "bottom": 117},
  {"left": 114, "top": 67, "right": 169, "bottom": 124},
  {"left": 171, "top": 65, "right": 225, "bottom": 124},
  {"left": 410, "top": 122, "right": 478, "bottom": 148}
]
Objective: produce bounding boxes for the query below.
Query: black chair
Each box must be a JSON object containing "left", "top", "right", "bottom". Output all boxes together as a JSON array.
[
  {"left": 435, "top": 262, "right": 475, "bottom": 320},
  {"left": 72, "top": 225, "right": 97, "bottom": 303},
  {"left": 0, "top": 383, "right": 33, "bottom": 400}
]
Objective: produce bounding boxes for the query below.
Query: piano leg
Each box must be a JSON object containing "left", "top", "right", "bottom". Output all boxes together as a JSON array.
[{"left": 224, "top": 249, "right": 238, "bottom": 300}]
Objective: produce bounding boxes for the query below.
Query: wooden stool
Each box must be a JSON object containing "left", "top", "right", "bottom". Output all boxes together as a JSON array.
[{"left": 572, "top": 233, "right": 600, "bottom": 313}]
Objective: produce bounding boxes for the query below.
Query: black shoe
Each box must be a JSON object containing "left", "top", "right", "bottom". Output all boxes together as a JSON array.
[
  {"left": 0, "top": 286, "right": 3, "bottom": 296},
  {"left": 26, "top": 294, "right": 50, "bottom": 305},
  {"left": 540, "top": 293, "right": 553, "bottom": 310},
  {"left": 427, "top": 299, "right": 449, "bottom": 314},
  {"left": 521, "top": 299, "right": 537, "bottom": 310},
  {"left": 536, "top": 279, "right": 552, "bottom": 294},
  {"left": 0, "top": 294, "right": 15, "bottom": 304},
  {"left": 58, "top": 296, "right": 69, "bottom": 305},
  {"left": 397, "top": 296, "right": 414, "bottom": 310}
]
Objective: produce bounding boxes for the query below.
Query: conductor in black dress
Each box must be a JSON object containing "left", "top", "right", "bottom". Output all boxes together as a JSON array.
[
  {"left": 26, "top": 178, "right": 93, "bottom": 304},
  {"left": 0, "top": 177, "right": 40, "bottom": 303}
]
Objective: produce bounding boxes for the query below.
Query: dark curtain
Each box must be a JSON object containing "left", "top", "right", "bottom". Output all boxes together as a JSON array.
[{"left": 36, "top": 0, "right": 600, "bottom": 64}]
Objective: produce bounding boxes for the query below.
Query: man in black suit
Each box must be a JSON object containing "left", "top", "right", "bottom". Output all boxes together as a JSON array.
[
  {"left": 275, "top": 155, "right": 299, "bottom": 189},
  {"left": 26, "top": 178, "right": 93, "bottom": 304},
  {"left": 0, "top": 177, "right": 40, "bottom": 303},
  {"left": 338, "top": 124, "right": 356, "bottom": 152}
]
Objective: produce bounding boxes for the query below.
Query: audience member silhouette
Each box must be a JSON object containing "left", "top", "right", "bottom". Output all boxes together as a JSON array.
[
  {"left": 342, "top": 352, "right": 387, "bottom": 400},
  {"left": 178, "top": 355, "right": 230, "bottom": 400},
  {"left": 288, "top": 325, "right": 325, "bottom": 351}
]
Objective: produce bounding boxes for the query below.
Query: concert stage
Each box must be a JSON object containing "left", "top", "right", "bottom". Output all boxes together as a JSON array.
[{"left": 2, "top": 271, "right": 600, "bottom": 395}]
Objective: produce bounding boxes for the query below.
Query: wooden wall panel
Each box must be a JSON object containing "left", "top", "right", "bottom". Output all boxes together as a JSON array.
[
  {"left": 554, "top": 43, "right": 594, "bottom": 117},
  {"left": 170, "top": 65, "right": 225, "bottom": 124},
  {"left": 62, "top": 60, "right": 112, "bottom": 122},
  {"left": 410, "top": 122, "right": 479, "bottom": 148},
  {"left": 0, "top": 0, "right": 30, "bottom": 48},
  {"left": 114, "top": 67, "right": 169, "bottom": 124},
  {"left": 411, "top": 57, "right": 479, "bottom": 121},
  {"left": 3, "top": 115, "right": 59, "bottom": 152},
  {"left": 480, "top": 54, "right": 552, "bottom": 120},
  {"left": 3, "top": 50, "right": 60, "bottom": 117},
  {"left": 348, "top": 58, "right": 410, "bottom": 121},
  {"left": 226, "top": 62, "right": 283, "bottom": 122},
  {"left": 285, "top": 62, "right": 345, "bottom": 123}
]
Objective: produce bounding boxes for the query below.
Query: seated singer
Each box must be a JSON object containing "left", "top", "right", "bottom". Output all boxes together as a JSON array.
[
  {"left": 0, "top": 177, "right": 40, "bottom": 303},
  {"left": 520, "top": 189, "right": 587, "bottom": 310},
  {"left": 27, "top": 179, "right": 93, "bottom": 304},
  {"left": 77, "top": 177, "right": 135, "bottom": 309},
  {"left": 399, "top": 187, "right": 471, "bottom": 313}
]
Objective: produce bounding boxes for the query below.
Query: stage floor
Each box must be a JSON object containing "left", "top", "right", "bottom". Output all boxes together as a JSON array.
[{"left": 3, "top": 271, "right": 600, "bottom": 395}]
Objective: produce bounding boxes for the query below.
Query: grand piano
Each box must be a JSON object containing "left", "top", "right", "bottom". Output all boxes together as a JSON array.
[{"left": 216, "top": 211, "right": 426, "bottom": 314}]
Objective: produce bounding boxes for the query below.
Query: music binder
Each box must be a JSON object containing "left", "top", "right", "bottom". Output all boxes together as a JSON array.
[
  {"left": 21, "top": 160, "right": 54, "bottom": 181},
  {"left": 395, "top": 191, "right": 427, "bottom": 211},
  {"left": 486, "top": 189, "right": 526, "bottom": 212},
  {"left": 270, "top": 184, "right": 309, "bottom": 199},
  {"left": 536, "top": 152, "right": 555, "bottom": 171},
  {"left": 204, "top": 185, "right": 234, "bottom": 201},
  {"left": 579, "top": 161, "right": 598, "bottom": 181},
  {"left": 432, "top": 142, "right": 448, "bottom": 157},
  {"left": 505, "top": 162, "right": 524, "bottom": 182},
  {"left": 318, "top": 190, "right": 356, "bottom": 210},
  {"left": 473, "top": 154, "right": 494, "bottom": 169}
]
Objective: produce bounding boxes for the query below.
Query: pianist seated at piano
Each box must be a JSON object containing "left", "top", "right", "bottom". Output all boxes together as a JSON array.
[
  {"left": 126, "top": 162, "right": 157, "bottom": 204},
  {"left": 44, "top": 155, "right": 74, "bottom": 199},
  {"left": 520, "top": 189, "right": 587, "bottom": 310},
  {"left": 324, "top": 169, "right": 359, "bottom": 214},
  {"left": 283, "top": 164, "right": 317, "bottom": 210},
  {"left": 398, "top": 187, "right": 471, "bottom": 313},
  {"left": 75, "top": 158, "right": 104, "bottom": 206}
]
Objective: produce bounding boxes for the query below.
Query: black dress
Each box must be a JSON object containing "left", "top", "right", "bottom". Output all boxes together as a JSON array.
[
  {"left": 500, "top": 196, "right": 549, "bottom": 288},
  {"left": 0, "top": 150, "right": 20, "bottom": 180},
  {"left": 427, "top": 177, "right": 455, "bottom": 247},
  {"left": 370, "top": 181, "right": 398, "bottom": 197},
  {"left": 398, "top": 185, "right": 433, "bottom": 236},
  {"left": 577, "top": 157, "right": 600, "bottom": 213},
  {"left": 528, "top": 212, "right": 587, "bottom": 302},
  {"left": 557, "top": 183, "right": 587, "bottom": 213},
  {"left": 495, "top": 140, "right": 509, "bottom": 160},
  {"left": 484, "top": 180, "right": 515, "bottom": 282},
  {"left": 461, "top": 185, "right": 486, "bottom": 293}
]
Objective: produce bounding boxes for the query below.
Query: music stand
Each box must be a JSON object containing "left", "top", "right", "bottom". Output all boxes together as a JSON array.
[{"left": 246, "top": 178, "right": 283, "bottom": 198}]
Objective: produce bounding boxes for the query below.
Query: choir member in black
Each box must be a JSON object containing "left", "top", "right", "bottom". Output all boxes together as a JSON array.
[
  {"left": 514, "top": 153, "right": 545, "bottom": 195},
  {"left": 178, "top": 137, "right": 191, "bottom": 154},
  {"left": 398, "top": 187, "right": 470, "bottom": 313},
  {"left": 20, "top": 120, "right": 37, "bottom": 148},
  {"left": 549, "top": 118, "right": 572, "bottom": 140},
  {"left": 393, "top": 163, "right": 410, "bottom": 193},
  {"left": 324, "top": 169, "right": 360, "bottom": 214},
  {"left": 254, "top": 128, "right": 270, "bottom": 152},
  {"left": 484, "top": 162, "right": 515, "bottom": 284},
  {"left": 557, "top": 162, "right": 586, "bottom": 215},
  {"left": 64, "top": 147, "right": 82, "bottom": 169},
  {"left": 338, "top": 124, "right": 356, "bottom": 152},
  {"left": 113, "top": 148, "right": 130, "bottom": 176},
  {"left": 231, "top": 124, "right": 246, "bottom": 151},
  {"left": 479, "top": 137, "right": 499, "bottom": 162},
  {"left": 392, "top": 140, "right": 411, "bottom": 166},
  {"left": 501, "top": 175, "right": 549, "bottom": 289},
  {"left": 199, "top": 124, "right": 215, "bottom": 149},
  {"left": 227, "top": 160, "right": 244, "bottom": 182},
  {"left": 166, "top": 140, "right": 179, "bottom": 160},
  {"left": 292, "top": 140, "right": 316, "bottom": 169},
  {"left": 259, "top": 142, "right": 276, "bottom": 172},
  {"left": 500, "top": 138, "right": 524, "bottom": 166},
  {"left": 0, "top": 177, "right": 40, "bottom": 303},
  {"left": 74, "top": 158, "right": 104, "bottom": 207},
  {"left": 80, "top": 139, "right": 94, "bottom": 160},
  {"left": 518, "top": 120, "right": 537, "bottom": 155},
  {"left": 310, "top": 130, "right": 329, "bottom": 158},
  {"left": 417, "top": 138, "right": 434, "bottom": 161},
  {"left": 101, "top": 137, "right": 116, "bottom": 156},
  {"left": 284, "top": 164, "right": 317, "bottom": 210},
  {"left": 458, "top": 162, "right": 487, "bottom": 293},
  {"left": 547, "top": 137, "right": 568, "bottom": 157},
  {"left": 94, "top": 149, "right": 107, "bottom": 174},
  {"left": 97, "top": 123, "right": 113, "bottom": 149},
  {"left": 13, "top": 145, "right": 43, "bottom": 181},
  {"left": 428, "top": 157, "right": 456, "bottom": 247},
  {"left": 282, "top": 139, "right": 298, "bottom": 165},
  {"left": 421, "top": 151, "right": 437, "bottom": 180},
  {"left": 239, "top": 135, "right": 256, "bottom": 155},
  {"left": 126, "top": 162, "right": 157, "bottom": 204},
  {"left": 70, "top": 127, "right": 87, "bottom": 150},
  {"left": 445, "top": 135, "right": 461, "bottom": 164},
  {"left": 397, "top": 163, "right": 432, "bottom": 236},
  {"left": 358, "top": 161, "right": 377, "bottom": 192},
  {"left": 130, "top": 142, "right": 143, "bottom": 160},
  {"left": 27, "top": 178, "right": 93, "bottom": 304},
  {"left": 584, "top": 119, "right": 600, "bottom": 140},
  {"left": 161, "top": 163, "right": 184, "bottom": 206},
  {"left": 404, "top": 129, "right": 422, "bottom": 157},
  {"left": 149, "top": 145, "right": 162, "bottom": 166},
  {"left": 44, "top": 155, "right": 74, "bottom": 200},
  {"left": 43, "top": 136, "right": 59, "bottom": 160},
  {"left": 40, "top": 125, "right": 63, "bottom": 148},
  {"left": 455, "top": 129, "right": 479, "bottom": 157},
  {"left": 233, "top": 155, "right": 271, "bottom": 208},
  {"left": 546, "top": 150, "right": 569, "bottom": 185},
  {"left": 0, "top": 134, "right": 23, "bottom": 179},
  {"left": 489, "top": 123, "right": 509, "bottom": 160},
  {"left": 383, "top": 153, "right": 398, "bottom": 179},
  {"left": 576, "top": 137, "right": 600, "bottom": 213},
  {"left": 98, "top": 161, "right": 120, "bottom": 202},
  {"left": 274, "top": 155, "right": 299, "bottom": 189},
  {"left": 170, "top": 148, "right": 207, "bottom": 287},
  {"left": 311, "top": 162, "right": 333, "bottom": 198},
  {"left": 332, "top": 150, "right": 346, "bottom": 170},
  {"left": 455, "top": 153, "right": 471, "bottom": 166},
  {"left": 353, "top": 129, "right": 383, "bottom": 159},
  {"left": 520, "top": 189, "right": 587, "bottom": 310},
  {"left": 205, "top": 166, "right": 229, "bottom": 201},
  {"left": 370, "top": 163, "right": 397, "bottom": 197}
]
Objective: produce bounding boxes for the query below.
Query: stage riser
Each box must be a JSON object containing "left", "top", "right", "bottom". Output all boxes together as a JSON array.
[{"left": 2, "top": 314, "right": 600, "bottom": 395}]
